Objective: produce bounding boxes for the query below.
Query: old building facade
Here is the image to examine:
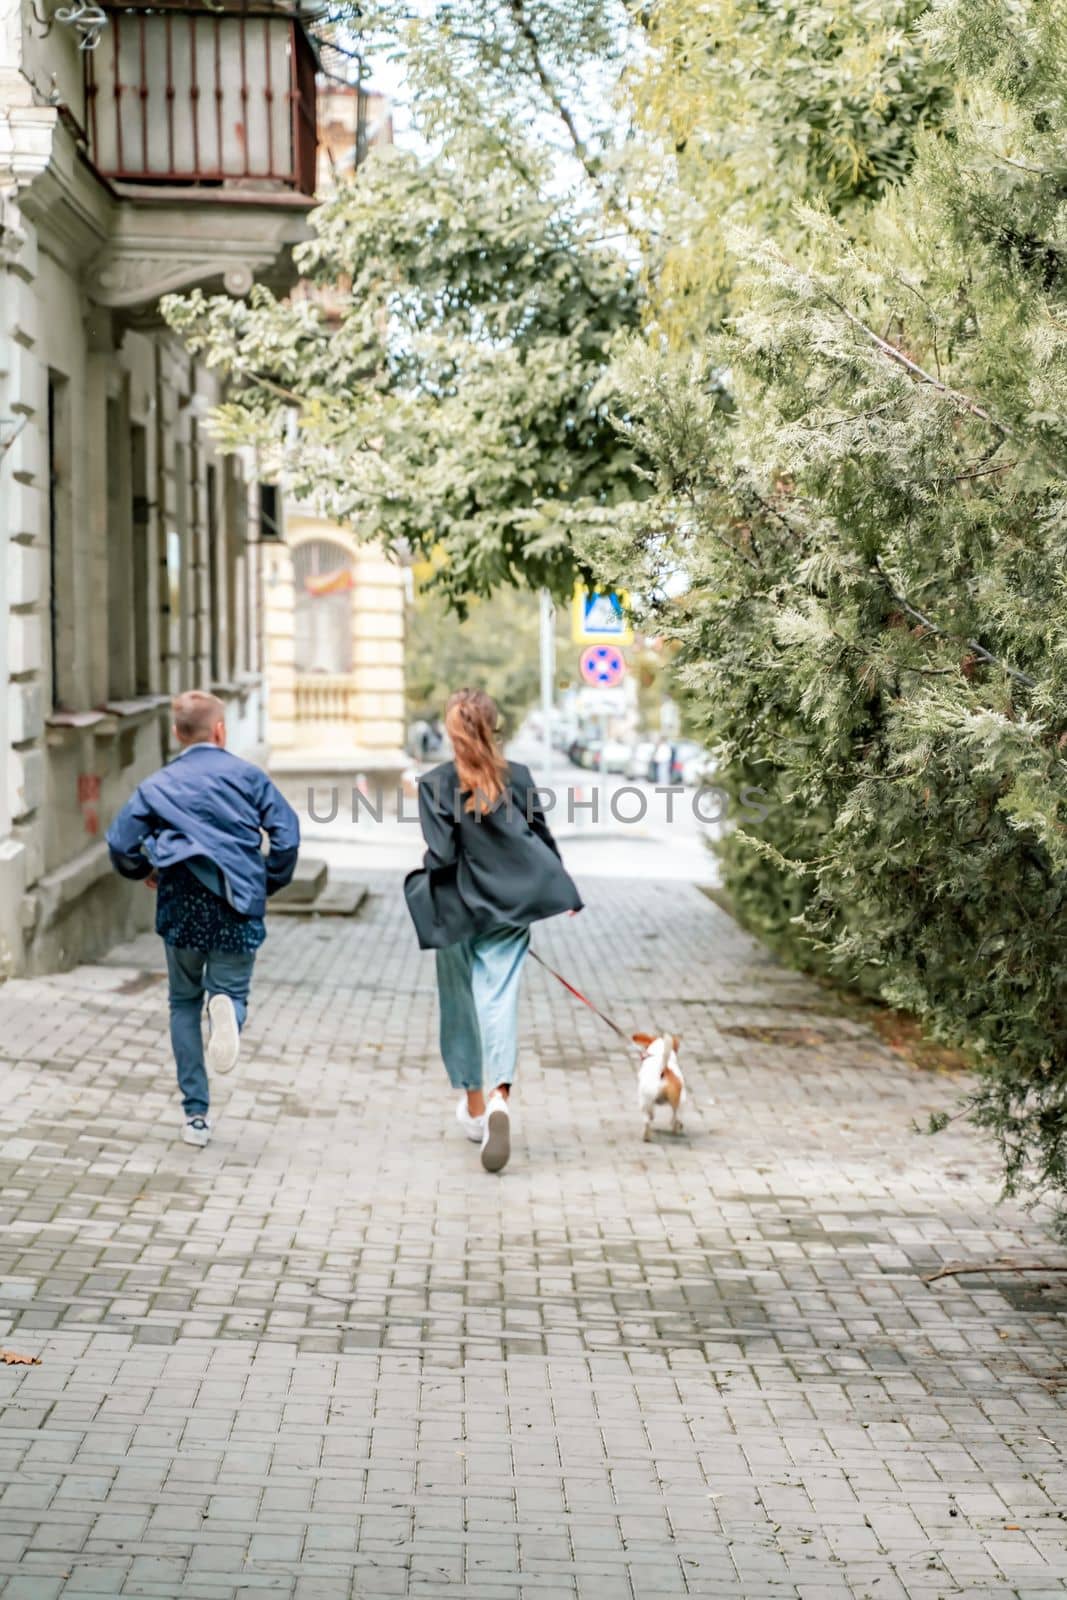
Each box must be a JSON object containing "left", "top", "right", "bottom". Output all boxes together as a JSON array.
[
  {"left": 0, "top": 0, "right": 318, "bottom": 974},
  {"left": 266, "top": 81, "right": 407, "bottom": 779},
  {"left": 264, "top": 508, "right": 407, "bottom": 776}
]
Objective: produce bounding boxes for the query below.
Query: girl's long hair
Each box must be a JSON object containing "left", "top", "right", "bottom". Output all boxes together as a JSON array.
[{"left": 445, "top": 689, "right": 508, "bottom": 814}]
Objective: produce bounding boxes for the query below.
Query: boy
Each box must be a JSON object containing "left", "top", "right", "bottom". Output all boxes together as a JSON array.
[{"left": 107, "top": 691, "right": 300, "bottom": 1146}]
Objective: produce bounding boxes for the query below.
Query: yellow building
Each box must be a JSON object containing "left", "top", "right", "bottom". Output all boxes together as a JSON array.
[
  {"left": 264, "top": 509, "right": 407, "bottom": 776},
  {"left": 264, "top": 85, "right": 407, "bottom": 779}
]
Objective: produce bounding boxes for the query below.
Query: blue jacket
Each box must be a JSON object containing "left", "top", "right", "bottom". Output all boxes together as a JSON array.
[{"left": 107, "top": 744, "right": 300, "bottom": 919}]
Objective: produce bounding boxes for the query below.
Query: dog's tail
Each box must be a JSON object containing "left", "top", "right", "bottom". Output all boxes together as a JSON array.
[{"left": 661, "top": 1065, "right": 684, "bottom": 1110}]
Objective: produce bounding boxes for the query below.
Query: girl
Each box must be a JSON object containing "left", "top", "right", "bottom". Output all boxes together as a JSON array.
[{"left": 405, "top": 689, "right": 582, "bottom": 1172}]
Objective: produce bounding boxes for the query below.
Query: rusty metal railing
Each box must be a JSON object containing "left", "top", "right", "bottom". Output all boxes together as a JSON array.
[{"left": 85, "top": 3, "right": 317, "bottom": 192}]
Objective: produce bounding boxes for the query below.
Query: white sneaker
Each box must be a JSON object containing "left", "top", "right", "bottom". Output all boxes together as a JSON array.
[
  {"left": 456, "top": 1099, "right": 485, "bottom": 1143},
  {"left": 481, "top": 1091, "right": 511, "bottom": 1173},
  {"left": 182, "top": 1116, "right": 211, "bottom": 1148},
  {"left": 206, "top": 994, "right": 240, "bottom": 1076}
]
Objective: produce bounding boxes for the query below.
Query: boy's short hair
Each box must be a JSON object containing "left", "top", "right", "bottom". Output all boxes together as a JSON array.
[{"left": 172, "top": 690, "right": 225, "bottom": 742}]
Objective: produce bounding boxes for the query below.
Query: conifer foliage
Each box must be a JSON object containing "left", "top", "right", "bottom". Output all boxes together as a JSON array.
[{"left": 614, "top": 0, "right": 1067, "bottom": 1201}]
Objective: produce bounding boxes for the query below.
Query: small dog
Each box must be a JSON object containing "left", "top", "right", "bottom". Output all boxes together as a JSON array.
[{"left": 633, "top": 1032, "right": 685, "bottom": 1140}]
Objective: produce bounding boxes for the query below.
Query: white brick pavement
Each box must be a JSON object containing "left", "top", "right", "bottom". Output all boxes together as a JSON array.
[{"left": 0, "top": 872, "right": 1065, "bottom": 1599}]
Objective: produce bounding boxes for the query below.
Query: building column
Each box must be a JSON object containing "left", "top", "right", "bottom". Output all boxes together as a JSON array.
[
  {"left": 349, "top": 542, "right": 406, "bottom": 760},
  {"left": 263, "top": 540, "right": 296, "bottom": 756}
]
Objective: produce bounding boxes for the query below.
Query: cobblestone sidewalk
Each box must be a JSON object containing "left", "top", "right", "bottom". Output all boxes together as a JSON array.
[{"left": 1, "top": 873, "right": 1065, "bottom": 1599}]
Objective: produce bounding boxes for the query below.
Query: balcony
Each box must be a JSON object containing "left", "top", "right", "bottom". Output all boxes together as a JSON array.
[
  {"left": 0, "top": 0, "right": 318, "bottom": 311},
  {"left": 293, "top": 672, "right": 360, "bottom": 733},
  {"left": 84, "top": 1, "right": 316, "bottom": 195}
]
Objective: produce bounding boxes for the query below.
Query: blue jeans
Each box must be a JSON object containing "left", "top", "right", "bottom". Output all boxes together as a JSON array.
[
  {"left": 435, "top": 925, "right": 530, "bottom": 1093},
  {"left": 165, "top": 945, "right": 256, "bottom": 1116}
]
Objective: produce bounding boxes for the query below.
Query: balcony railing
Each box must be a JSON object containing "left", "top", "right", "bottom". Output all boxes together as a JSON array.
[
  {"left": 85, "top": 2, "right": 317, "bottom": 194},
  {"left": 294, "top": 673, "right": 359, "bottom": 726}
]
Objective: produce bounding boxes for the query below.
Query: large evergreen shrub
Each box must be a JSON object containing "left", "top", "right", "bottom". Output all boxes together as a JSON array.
[{"left": 610, "top": 0, "right": 1067, "bottom": 1199}]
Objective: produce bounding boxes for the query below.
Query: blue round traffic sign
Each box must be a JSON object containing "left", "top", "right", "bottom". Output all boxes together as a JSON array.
[{"left": 580, "top": 645, "right": 626, "bottom": 687}]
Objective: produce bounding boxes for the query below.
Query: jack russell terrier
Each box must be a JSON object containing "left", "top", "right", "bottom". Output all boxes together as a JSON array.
[{"left": 633, "top": 1032, "right": 685, "bottom": 1141}]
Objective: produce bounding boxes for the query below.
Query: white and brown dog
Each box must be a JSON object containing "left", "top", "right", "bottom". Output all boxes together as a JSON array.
[{"left": 633, "top": 1032, "right": 685, "bottom": 1140}]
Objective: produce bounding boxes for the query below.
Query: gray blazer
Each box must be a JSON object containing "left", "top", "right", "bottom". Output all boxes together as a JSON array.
[{"left": 404, "top": 760, "right": 582, "bottom": 950}]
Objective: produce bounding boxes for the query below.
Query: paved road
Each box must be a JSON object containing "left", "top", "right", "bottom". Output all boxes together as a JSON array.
[{"left": 1, "top": 873, "right": 1066, "bottom": 1598}]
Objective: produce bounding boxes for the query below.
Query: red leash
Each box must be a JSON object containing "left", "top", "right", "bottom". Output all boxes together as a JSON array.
[{"left": 529, "top": 950, "right": 642, "bottom": 1055}]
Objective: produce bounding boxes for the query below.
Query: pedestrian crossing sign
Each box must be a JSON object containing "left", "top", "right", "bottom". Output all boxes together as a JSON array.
[{"left": 572, "top": 585, "right": 633, "bottom": 645}]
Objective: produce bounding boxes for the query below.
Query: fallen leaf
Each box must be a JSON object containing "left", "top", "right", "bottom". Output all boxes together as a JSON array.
[
  {"left": 0, "top": 1350, "right": 41, "bottom": 1366},
  {"left": 1005, "top": 1524, "right": 1021, "bottom": 1531}
]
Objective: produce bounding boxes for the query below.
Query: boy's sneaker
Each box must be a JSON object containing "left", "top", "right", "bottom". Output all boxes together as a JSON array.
[
  {"left": 182, "top": 1116, "right": 211, "bottom": 1148},
  {"left": 206, "top": 994, "right": 240, "bottom": 1075},
  {"left": 456, "top": 1099, "right": 485, "bottom": 1143},
  {"left": 480, "top": 1091, "right": 511, "bottom": 1173}
]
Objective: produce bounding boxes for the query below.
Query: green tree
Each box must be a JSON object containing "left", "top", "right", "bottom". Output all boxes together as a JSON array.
[
  {"left": 630, "top": 0, "right": 948, "bottom": 337},
  {"left": 405, "top": 565, "right": 545, "bottom": 734},
  {"left": 612, "top": 0, "right": 1067, "bottom": 1202},
  {"left": 164, "top": 137, "right": 644, "bottom": 613}
]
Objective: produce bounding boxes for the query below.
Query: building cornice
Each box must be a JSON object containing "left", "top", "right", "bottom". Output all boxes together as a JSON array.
[{"left": 6, "top": 111, "right": 112, "bottom": 265}]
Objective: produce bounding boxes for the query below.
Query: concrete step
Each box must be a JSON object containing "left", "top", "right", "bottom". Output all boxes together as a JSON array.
[
  {"left": 271, "top": 857, "right": 328, "bottom": 905},
  {"left": 268, "top": 875, "right": 367, "bottom": 918}
]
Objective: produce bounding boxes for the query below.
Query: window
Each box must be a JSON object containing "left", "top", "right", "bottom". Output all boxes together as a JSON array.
[
  {"left": 223, "top": 460, "right": 244, "bottom": 678},
  {"left": 162, "top": 442, "right": 189, "bottom": 696},
  {"left": 105, "top": 395, "right": 154, "bottom": 701},
  {"left": 292, "top": 539, "right": 354, "bottom": 675},
  {"left": 47, "top": 373, "right": 75, "bottom": 710},
  {"left": 259, "top": 483, "right": 280, "bottom": 539},
  {"left": 245, "top": 514, "right": 257, "bottom": 673},
  {"left": 106, "top": 394, "right": 132, "bottom": 700},
  {"left": 207, "top": 463, "right": 221, "bottom": 682},
  {"left": 189, "top": 422, "right": 207, "bottom": 681},
  {"left": 131, "top": 425, "right": 152, "bottom": 695}
]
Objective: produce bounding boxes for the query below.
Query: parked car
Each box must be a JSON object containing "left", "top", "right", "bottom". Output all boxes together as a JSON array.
[
  {"left": 627, "top": 739, "right": 656, "bottom": 780},
  {"left": 681, "top": 747, "right": 717, "bottom": 787},
  {"left": 583, "top": 740, "right": 604, "bottom": 771},
  {"left": 668, "top": 740, "right": 702, "bottom": 784},
  {"left": 567, "top": 737, "right": 587, "bottom": 767},
  {"left": 600, "top": 739, "right": 631, "bottom": 774},
  {"left": 645, "top": 740, "right": 703, "bottom": 784}
]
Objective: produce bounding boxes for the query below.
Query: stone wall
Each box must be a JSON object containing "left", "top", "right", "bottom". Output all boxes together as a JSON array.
[{"left": 0, "top": 180, "right": 267, "bottom": 977}]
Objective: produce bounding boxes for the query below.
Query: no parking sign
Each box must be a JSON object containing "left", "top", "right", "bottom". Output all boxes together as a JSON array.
[{"left": 579, "top": 645, "right": 626, "bottom": 687}]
